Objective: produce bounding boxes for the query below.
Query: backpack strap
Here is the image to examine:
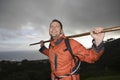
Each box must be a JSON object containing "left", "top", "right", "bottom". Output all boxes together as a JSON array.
[
  {"left": 64, "top": 38, "right": 76, "bottom": 63},
  {"left": 64, "top": 38, "right": 81, "bottom": 74}
]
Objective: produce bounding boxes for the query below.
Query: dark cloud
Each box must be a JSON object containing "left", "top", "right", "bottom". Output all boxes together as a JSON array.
[
  {"left": 0, "top": 0, "right": 120, "bottom": 29},
  {"left": 63, "top": 0, "right": 120, "bottom": 28},
  {"left": 0, "top": 0, "right": 51, "bottom": 30}
]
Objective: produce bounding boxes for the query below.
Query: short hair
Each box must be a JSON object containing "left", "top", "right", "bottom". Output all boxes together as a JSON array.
[{"left": 50, "top": 19, "right": 63, "bottom": 29}]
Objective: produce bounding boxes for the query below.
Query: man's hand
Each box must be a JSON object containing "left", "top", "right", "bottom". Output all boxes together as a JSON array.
[
  {"left": 39, "top": 40, "right": 44, "bottom": 47},
  {"left": 90, "top": 27, "right": 105, "bottom": 46}
]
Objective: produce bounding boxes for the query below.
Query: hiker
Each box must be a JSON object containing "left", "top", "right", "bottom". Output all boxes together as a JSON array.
[{"left": 39, "top": 19, "right": 105, "bottom": 80}]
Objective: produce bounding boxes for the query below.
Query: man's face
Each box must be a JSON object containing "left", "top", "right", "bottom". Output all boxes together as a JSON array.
[{"left": 49, "top": 22, "right": 62, "bottom": 38}]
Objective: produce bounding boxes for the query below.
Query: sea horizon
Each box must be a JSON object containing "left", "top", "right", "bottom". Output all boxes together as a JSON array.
[{"left": 0, "top": 50, "right": 48, "bottom": 61}]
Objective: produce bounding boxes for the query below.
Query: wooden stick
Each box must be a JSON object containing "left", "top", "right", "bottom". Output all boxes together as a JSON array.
[{"left": 29, "top": 26, "right": 120, "bottom": 46}]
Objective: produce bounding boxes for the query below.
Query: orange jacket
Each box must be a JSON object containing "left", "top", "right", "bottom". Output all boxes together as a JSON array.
[{"left": 39, "top": 34, "right": 104, "bottom": 80}]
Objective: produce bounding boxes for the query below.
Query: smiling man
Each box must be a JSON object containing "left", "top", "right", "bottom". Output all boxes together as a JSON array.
[{"left": 39, "top": 19, "right": 105, "bottom": 80}]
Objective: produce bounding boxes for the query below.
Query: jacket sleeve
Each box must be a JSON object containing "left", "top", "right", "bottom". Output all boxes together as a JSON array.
[
  {"left": 70, "top": 39, "right": 104, "bottom": 63},
  {"left": 39, "top": 46, "right": 49, "bottom": 56}
]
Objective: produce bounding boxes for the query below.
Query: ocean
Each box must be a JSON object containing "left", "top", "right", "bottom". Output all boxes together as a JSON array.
[{"left": 0, "top": 50, "right": 48, "bottom": 61}]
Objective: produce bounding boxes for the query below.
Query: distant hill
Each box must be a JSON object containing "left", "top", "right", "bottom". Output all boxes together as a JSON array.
[
  {"left": 100, "top": 38, "right": 120, "bottom": 68},
  {"left": 80, "top": 38, "right": 120, "bottom": 80},
  {"left": 87, "top": 38, "right": 120, "bottom": 67}
]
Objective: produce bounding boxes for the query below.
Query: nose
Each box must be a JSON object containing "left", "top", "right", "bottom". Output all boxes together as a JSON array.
[{"left": 50, "top": 27, "right": 56, "bottom": 33}]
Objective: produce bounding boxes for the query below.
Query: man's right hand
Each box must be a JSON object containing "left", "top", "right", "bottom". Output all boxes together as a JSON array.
[{"left": 39, "top": 40, "right": 44, "bottom": 47}]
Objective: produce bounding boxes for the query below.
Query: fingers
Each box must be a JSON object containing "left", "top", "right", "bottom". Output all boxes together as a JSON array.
[
  {"left": 90, "top": 27, "right": 104, "bottom": 35},
  {"left": 40, "top": 40, "right": 44, "bottom": 47},
  {"left": 90, "top": 27, "right": 105, "bottom": 39},
  {"left": 94, "top": 27, "right": 104, "bottom": 34}
]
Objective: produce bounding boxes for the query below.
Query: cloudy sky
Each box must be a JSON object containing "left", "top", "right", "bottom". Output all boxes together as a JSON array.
[{"left": 0, "top": 0, "right": 120, "bottom": 52}]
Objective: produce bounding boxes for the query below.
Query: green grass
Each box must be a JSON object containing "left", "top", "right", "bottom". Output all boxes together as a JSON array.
[{"left": 85, "top": 75, "right": 120, "bottom": 80}]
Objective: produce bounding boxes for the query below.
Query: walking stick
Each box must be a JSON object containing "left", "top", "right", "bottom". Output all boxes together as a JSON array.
[{"left": 29, "top": 26, "right": 120, "bottom": 46}]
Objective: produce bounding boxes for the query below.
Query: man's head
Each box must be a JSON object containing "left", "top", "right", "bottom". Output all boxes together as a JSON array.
[{"left": 49, "top": 19, "right": 63, "bottom": 39}]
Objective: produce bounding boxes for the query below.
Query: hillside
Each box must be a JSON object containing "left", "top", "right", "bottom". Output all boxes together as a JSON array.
[{"left": 80, "top": 38, "right": 120, "bottom": 80}]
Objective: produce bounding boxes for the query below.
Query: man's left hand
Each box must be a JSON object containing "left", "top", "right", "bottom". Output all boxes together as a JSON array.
[{"left": 90, "top": 27, "right": 105, "bottom": 46}]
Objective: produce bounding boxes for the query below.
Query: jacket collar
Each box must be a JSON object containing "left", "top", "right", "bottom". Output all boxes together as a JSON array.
[{"left": 50, "top": 34, "right": 66, "bottom": 47}]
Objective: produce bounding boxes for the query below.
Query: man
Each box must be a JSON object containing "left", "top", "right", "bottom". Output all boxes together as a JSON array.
[{"left": 39, "top": 19, "right": 105, "bottom": 80}]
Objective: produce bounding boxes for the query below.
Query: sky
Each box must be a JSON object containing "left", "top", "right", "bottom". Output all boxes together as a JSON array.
[{"left": 0, "top": 0, "right": 120, "bottom": 52}]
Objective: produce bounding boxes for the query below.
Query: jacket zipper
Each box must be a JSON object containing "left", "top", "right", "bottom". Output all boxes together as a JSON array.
[{"left": 54, "top": 54, "right": 58, "bottom": 70}]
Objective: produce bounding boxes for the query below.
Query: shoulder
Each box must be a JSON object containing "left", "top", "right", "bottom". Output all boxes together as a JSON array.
[
  {"left": 69, "top": 38, "right": 80, "bottom": 44},
  {"left": 67, "top": 38, "right": 82, "bottom": 47}
]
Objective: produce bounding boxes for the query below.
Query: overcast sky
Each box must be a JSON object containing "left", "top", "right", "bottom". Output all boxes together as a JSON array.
[{"left": 0, "top": 0, "right": 120, "bottom": 52}]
